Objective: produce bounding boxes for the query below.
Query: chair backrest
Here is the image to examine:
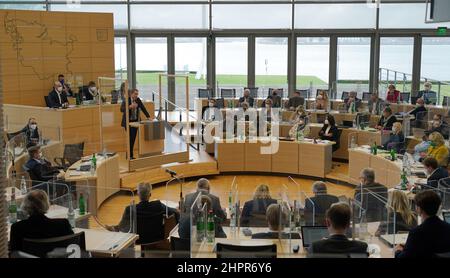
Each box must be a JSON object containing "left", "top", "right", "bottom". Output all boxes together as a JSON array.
[
  {"left": 22, "top": 232, "right": 86, "bottom": 258},
  {"left": 400, "top": 92, "right": 410, "bottom": 103},
  {"left": 7, "top": 130, "right": 23, "bottom": 141},
  {"left": 297, "top": 89, "right": 309, "bottom": 99},
  {"left": 268, "top": 88, "right": 284, "bottom": 98},
  {"left": 443, "top": 96, "right": 450, "bottom": 106},
  {"left": 362, "top": 92, "right": 371, "bottom": 101},
  {"left": 341, "top": 91, "right": 349, "bottom": 100},
  {"left": 44, "top": 96, "right": 51, "bottom": 108},
  {"left": 425, "top": 91, "right": 437, "bottom": 104},
  {"left": 244, "top": 87, "right": 259, "bottom": 98},
  {"left": 221, "top": 88, "right": 236, "bottom": 98},
  {"left": 198, "top": 88, "right": 212, "bottom": 99},
  {"left": 169, "top": 236, "right": 190, "bottom": 258},
  {"left": 136, "top": 211, "right": 165, "bottom": 245},
  {"left": 63, "top": 142, "right": 85, "bottom": 165},
  {"left": 216, "top": 243, "right": 277, "bottom": 258}
]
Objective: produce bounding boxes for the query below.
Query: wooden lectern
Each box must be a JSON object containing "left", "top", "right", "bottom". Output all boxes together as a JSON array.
[{"left": 130, "top": 120, "right": 165, "bottom": 157}]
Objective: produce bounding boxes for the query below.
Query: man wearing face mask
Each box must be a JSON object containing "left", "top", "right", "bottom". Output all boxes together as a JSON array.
[
  {"left": 58, "top": 74, "right": 73, "bottom": 97},
  {"left": 24, "top": 145, "right": 64, "bottom": 185},
  {"left": 47, "top": 81, "right": 69, "bottom": 108},
  {"left": 426, "top": 114, "right": 449, "bottom": 139},
  {"left": 376, "top": 107, "right": 397, "bottom": 131},
  {"left": 79, "top": 81, "right": 98, "bottom": 101},
  {"left": 20, "top": 118, "right": 40, "bottom": 146},
  {"left": 417, "top": 82, "right": 437, "bottom": 105}
]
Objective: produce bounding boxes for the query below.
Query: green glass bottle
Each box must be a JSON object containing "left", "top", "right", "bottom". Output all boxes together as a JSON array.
[
  {"left": 206, "top": 210, "right": 215, "bottom": 243},
  {"left": 196, "top": 212, "right": 205, "bottom": 242},
  {"left": 79, "top": 193, "right": 86, "bottom": 215},
  {"left": 401, "top": 169, "right": 408, "bottom": 190}
]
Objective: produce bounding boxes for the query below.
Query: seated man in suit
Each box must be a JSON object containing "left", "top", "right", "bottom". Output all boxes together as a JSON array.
[
  {"left": 395, "top": 190, "right": 450, "bottom": 258},
  {"left": 106, "top": 182, "right": 179, "bottom": 233},
  {"left": 308, "top": 202, "right": 368, "bottom": 256},
  {"left": 25, "top": 145, "right": 64, "bottom": 184},
  {"left": 354, "top": 168, "right": 388, "bottom": 222},
  {"left": 285, "top": 91, "right": 305, "bottom": 111},
  {"left": 368, "top": 93, "right": 385, "bottom": 116},
  {"left": 344, "top": 91, "right": 362, "bottom": 113},
  {"left": 79, "top": 81, "right": 98, "bottom": 101},
  {"left": 251, "top": 203, "right": 301, "bottom": 239},
  {"left": 48, "top": 81, "right": 69, "bottom": 108},
  {"left": 304, "top": 182, "right": 339, "bottom": 226},
  {"left": 239, "top": 89, "right": 254, "bottom": 108},
  {"left": 422, "top": 157, "right": 449, "bottom": 190},
  {"left": 58, "top": 74, "right": 73, "bottom": 97},
  {"left": 417, "top": 82, "right": 437, "bottom": 105},
  {"left": 408, "top": 98, "right": 427, "bottom": 128},
  {"left": 262, "top": 89, "right": 282, "bottom": 108},
  {"left": 9, "top": 190, "right": 74, "bottom": 252},
  {"left": 426, "top": 114, "right": 449, "bottom": 140},
  {"left": 376, "top": 107, "right": 397, "bottom": 131}
]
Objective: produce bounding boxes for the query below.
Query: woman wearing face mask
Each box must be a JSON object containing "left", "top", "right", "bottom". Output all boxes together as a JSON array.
[
  {"left": 426, "top": 132, "right": 449, "bottom": 167},
  {"left": 427, "top": 114, "right": 449, "bottom": 139},
  {"left": 319, "top": 114, "right": 340, "bottom": 152},
  {"left": 383, "top": 122, "right": 405, "bottom": 154},
  {"left": 21, "top": 117, "right": 40, "bottom": 146},
  {"left": 315, "top": 90, "right": 328, "bottom": 110},
  {"left": 414, "top": 134, "right": 431, "bottom": 162},
  {"left": 289, "top": 106, "right": 310, "bottom": 139}
]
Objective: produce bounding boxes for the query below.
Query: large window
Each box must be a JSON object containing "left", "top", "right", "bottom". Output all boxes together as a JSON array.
[
  {"left": 114, "top": 37, "right": 127, "bottom": 81},
  {"left": 255, "top": 37, "right": 288, "bottom": 98},
  {"left": 421, "top": 37, "right": 450, "bottom": 102},
  {"left": 379, "top": 37, "right": 414, "bottom": 97},
  {"left": 215, "top": 37, "right": 248, "bottom": 94},
  {"left": 380, "top": 3, "right": 450, "bottom": 29},
  {"left": 175, "top": 37, "right": 207, "bottom": 108},
  {"left": 296, "top": 37, "right": 329, "bottom": 94},
  {"left": 337, "top": 37, "right": 371, "bottom": 98},
  {"left": 135, "top": 37, "right": 167, "bottom": 104}
]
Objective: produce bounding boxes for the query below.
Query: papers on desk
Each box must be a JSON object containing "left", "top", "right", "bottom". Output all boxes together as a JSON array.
[
  {"left": 379, "top": 234, "right": 408, "bottom": 247},
  {"left": 90, "top": 231, "right": 132, "bottom": 252}
]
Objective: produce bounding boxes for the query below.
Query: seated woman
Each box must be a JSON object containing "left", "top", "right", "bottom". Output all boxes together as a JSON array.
[
  {"left": 426, "top": 132, "right": 449, "bottom": 167},
  {"left": 375, "top": 190, "right": 417, "bottom": 236},
  {"left": 315, "top": 90, "right": 329, "bottom": 110},
  {"left": 20, "top": 117, "right": 40, "bottom": 146},
  {"left": 288, "top": 106, "right": 310, "bottom": 139},
  {"left": 319, "top": 114, "right": 340, "bottom": 152},
  {"left": 251, "top": 203, "right": 300, "bottom": 239},
  {"left": 376, "top": 107, "right": 397, "bottom": 131},
  {"left": 383, "top": 122, "right": 405, "bottom": 153},
  {"left": 240, "top": 184, "right": 277, "bottom": 227},
  {"left": 385, "top": 84, "right": 401, "bottom": 104},
  {"left": 413, "top": 134, "right": 431, "bottom": 162}
]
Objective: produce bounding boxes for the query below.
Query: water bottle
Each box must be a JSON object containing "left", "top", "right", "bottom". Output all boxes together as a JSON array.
[
  {"left": 229, "top": 191, "right": 236, "bottom": 233},
  {"left": 352, "top": 118, "right": 357, "bottom": 128},
  {"left": 196, "top": 211, "right": 205, "bottom": 242},
  {"left": 67, "top": 199, "right": 76, "bottom": 229},
  {"left": 206, "top": 210, "right": 215, "bottom": 243},
  {"left": 78, "top": 193, "right": 86, "bottom": 215},
  {"left": 90, "top": 153, "right": 97, "bottom": 175},
  {"left": 9, "top": 187, "right": 17, "bottom": 224},
  {"left": 20, "top": 176, "right": 27, "bottom": 195},
  {"left": 350, "top": 136, "right": 356, "bottom": 149}
]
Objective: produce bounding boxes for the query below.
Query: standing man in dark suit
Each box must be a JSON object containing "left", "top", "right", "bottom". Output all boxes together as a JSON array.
[
  {"left": 48, "top": 81, "right": 69, "bottom": 108},
  {"left": 305, "top": 182, "right": 339, "bottom": 226},
  {"left": 354, "top": 168, "right": 388, "bottom": 222},
  {"left": 239, "top": 89, "right": 254, "bottom": 108},
  {"left": 309, "top": 203, "right": 368, "bottom": 256},
  {"left": 9, "top": 190, "right": 74, "bottom": 252},
  {"left": 422, "top": 157, "right": 449, "bottom": 189},
  {"left": 120, "top": 88, "right": 151, "bottom": 159},
  {"left": 395, "top": 190, "right": 450, "bottom": 258}
]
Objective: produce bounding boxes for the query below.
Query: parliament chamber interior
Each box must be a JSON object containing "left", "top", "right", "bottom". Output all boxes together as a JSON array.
[{"left": 1, "top": 0, "right": 450, "bottom": 261}]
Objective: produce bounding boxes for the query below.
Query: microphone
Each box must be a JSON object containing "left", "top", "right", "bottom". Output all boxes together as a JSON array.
[{"left": 165, "top": 168, "right": 177, "bottom": 177}]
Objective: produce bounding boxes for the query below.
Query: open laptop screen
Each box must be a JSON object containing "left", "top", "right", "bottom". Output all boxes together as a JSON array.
[{"left": 301, "top": 226, "right": 329, "bottom": 248}]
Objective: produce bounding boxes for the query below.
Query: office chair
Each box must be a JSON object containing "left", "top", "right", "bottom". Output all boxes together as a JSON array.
[
  {"left": 362, "top": 92, "right": 371, "bottom": 101},
  {"left": 297, "top": 89, "right": 309, "bottom": 99},
  {"left": 216, "top": 243, "right": 277, "bottom": 258},
  {"left": 341, "top": 91, "right": 350, "bottom": 100},
  {"left": 140, "top": 214, "right": 177, "bottom": 257},
  {"left": 22, "top": 232, "right": 86, "bottom": 258},
  {"left": 424, "top": 91, "right": 437, "bottom": 105},
  {"left": 442, "top": 96, "right": 450, "bottom": 106},
  {"left": 44, "top": 96, "right": 51, "bottom": 108},
  {"left": 268, "top": 88, "right": 284, "bottom": 98},
  {"left": 400, "top": 92, "right": 411, "bottom": 103},
  {"left": 198, "top": 88, "right": 213, "bottom": 99},
  {"left": 221, "top": 88, "right": 236, "bottom": 99},
  {"left": 53, "top": 142, "right": 85, "bottom": 171},
  {"left": 169, "top": 236, "right": 190, "bottom": 258},
  {"left": 244, "top": 87, "right": 259, "bottom": 99}
]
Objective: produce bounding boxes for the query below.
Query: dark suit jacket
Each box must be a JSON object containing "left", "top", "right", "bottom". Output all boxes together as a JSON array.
[
  {"left": 344, "top": 97, "right": 362, "bottom": 111},
  {"left": 252, "top": 231, "right": 301, "bottom": 239},
  {"left": 354, "top": 182, "right": 388, "bottom": 222},
  {"left": 396, "top": 216, "right": 450, "bottom": 258},
  {"left": 319, "top": 125, "right": 340, "bottom": 152},
  {"left": 20, "top": 125, "right": 40, "bottom": 146},
  {"left": 384, "top": 132, "right": 405, "bottom": 153},
  {"left": 183, "top": 191, "right": 227, "bottom": 223},
  {"left": 238, "top": 96, "right": 254, "bottom": 107},
  {"left": 120, "top": 97, "right": 151, "bottom": 128},
  {"left": 417, "top": 90, "right": 437, "bottom": 105},
  {"left": 25, "top": 158, "right": 60, "bottom": 183},
  {"left": 48, "top": 90, "right": 68, "bottom": 108},
  {"left": 368, "top": 99, "right": 384, "bottom": 115},
  {"left": 9, "top": 214, "right": 73, "bottom": 251},
  {"left": 377, "top": 115, "right": 397, "bottom": 130},
  {"left": 240, "top": 198, "right": 277, "bottom": 227},
  {"left": 409, "top": 105, "right": 427, "bottom": 119},
  {"left": 426, "top": 167, "right": 449, "bottom": 189},
  {"left": 78, "top": 85, "right": 94, "bottom": 101},
  {"left": 427, "top": 121, "right": 450, "bottom": 139},
  {"left": 304, "top": 194, "right": 339, "bottom": 226},
  {"left": 263, "top": 95, "right": 282, "bottom": 108},
  {"left": 310, "top": 234, "right": 368, "bottom": 255},
  {"left": 113, "top": 200, "right": 178, "bottom": 233},
  {"left": 287, "top": 96, "right": 305, "bottom": 109}
]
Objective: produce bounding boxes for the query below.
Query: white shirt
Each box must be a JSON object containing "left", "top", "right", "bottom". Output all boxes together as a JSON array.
[{"left": 325, "top": 125, "right": 331, "bottom": 136}]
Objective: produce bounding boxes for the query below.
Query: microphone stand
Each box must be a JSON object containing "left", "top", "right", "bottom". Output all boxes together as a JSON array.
[{"left": 165, "top": 172, "right": 184, "bottom": 216}]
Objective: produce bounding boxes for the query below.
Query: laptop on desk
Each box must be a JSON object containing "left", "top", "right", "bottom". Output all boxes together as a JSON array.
[{"left": 301, "top": 226, "right": 329, "bottom": 250}]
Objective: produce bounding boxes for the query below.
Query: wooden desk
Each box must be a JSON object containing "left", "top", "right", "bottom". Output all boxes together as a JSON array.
[
  {"left": 65, "top": 154, "right": 120, "bottom": 212},
  {"left": 4, "top": 102, "right": 155, "bottom": 155},
  {"left": 129, "top": 120, "right": 165, "bottom": 157}
]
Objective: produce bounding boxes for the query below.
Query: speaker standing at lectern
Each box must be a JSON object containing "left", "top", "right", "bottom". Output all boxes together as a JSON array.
[{"left": 121, "top": 88, "right": 150, "bottom": 159}]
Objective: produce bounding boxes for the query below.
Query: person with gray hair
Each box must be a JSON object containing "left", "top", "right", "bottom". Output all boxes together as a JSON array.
[
  {"left": 305, "top": 181, "right": 339, "bottom": 226},
  {"left": 344, "top": 91, "right": 361, "bottom": 113},
  {"left": 47, "top": 80, "right": 69, "bottom": 108},
  {"left": 354, "top": 168, "right": 388, "bottom": 222},
  {"left": 239, "top": 89, "right": 254, "bottom": 107},
  {"left": 418, "top": 81, "right": 437, "bottom": 105},
  {"left": 9, "top": 190, "right": 74, "bottom": 252},
  {"left": 106, "top": 182, "right": 179, "bottom": 232}
]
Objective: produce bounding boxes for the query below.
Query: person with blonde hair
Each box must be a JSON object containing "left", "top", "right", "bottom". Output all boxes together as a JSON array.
[
  {"left": 426, "top": 132, "right": 449, "bottom": 167},
  {"left": 384, "top": 122, "right": 405, "bottom": 153},
  {"left": 316, "top": 90, "right": 329, "bottom": 110},
  {"left": 251, "top": 203, "right": 301, "bottom": 239},
  {"left": 375, "top": 190, "right": 417, "bottom": 236},
  {"left": 240, "top": 184, "right": 277, "bottom": 227}
]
